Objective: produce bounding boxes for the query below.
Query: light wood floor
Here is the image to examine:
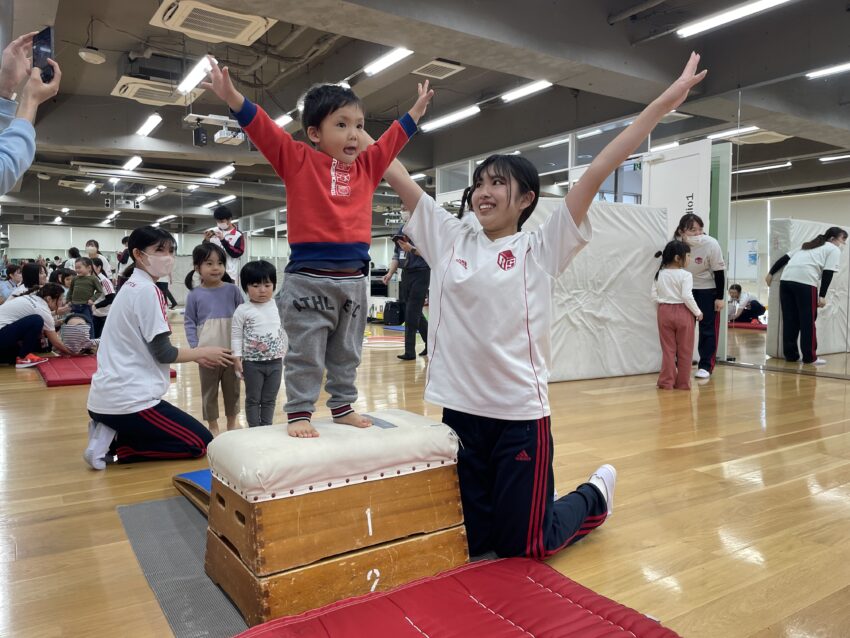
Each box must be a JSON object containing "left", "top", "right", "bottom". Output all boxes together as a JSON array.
[
  {"left": 2, "top": 322, "right": 850, "bottom": 637},
  {"left": 727, "top": 326, "right": 850, "bottom": 377}
]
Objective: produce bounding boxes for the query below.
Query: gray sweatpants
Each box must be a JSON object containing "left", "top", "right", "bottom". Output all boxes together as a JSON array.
[
  {"left": 242, "top": 359, "right": 283, "bottom": 426},
  {"left": 278, "top": 272, "right": 367, "bottom": 419}
]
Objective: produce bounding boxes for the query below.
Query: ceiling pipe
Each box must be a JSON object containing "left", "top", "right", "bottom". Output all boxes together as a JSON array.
[{"left": 608, "top": 0, "right": 668, "bottom": 25}]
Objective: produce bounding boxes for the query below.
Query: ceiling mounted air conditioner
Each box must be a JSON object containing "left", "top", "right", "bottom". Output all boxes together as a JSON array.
[
  {"left": 111, "top": 76, "right": 203, "bottom": 106},
  {"left": 58, "top": 179, "right": 104, "bottom": 190},
  {"left": 412, "top": 59, "right": 465, "bottom": 80},
  {"left": 150, "top": 1, "right": 277, "bottom": 45},
  {"left": 730, "top": 130, "right": 792, "bottom": 145}
]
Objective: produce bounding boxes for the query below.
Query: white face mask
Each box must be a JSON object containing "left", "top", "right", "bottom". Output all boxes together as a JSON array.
[
  {"left": 86, "top": 246, "right": 98, "bottom": 256},
  {"left": 684, "top": 233, "right": 707, "bottom": 245},
  {"left": 216, "top": 222, "right": 229, "bottom": 230},
  {"left": 142, "top": 252, "right": 175, "bottom": 279}
]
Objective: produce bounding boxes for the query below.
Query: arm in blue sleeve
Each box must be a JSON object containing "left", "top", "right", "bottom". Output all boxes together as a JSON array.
[
  {"left": 183, "top": 294, "right": 199, "bottom": 347},
  {"left": 0, "top": 98, "right": 35, "bottom": 195},
  {"left": 0, "top": 98, "right": 16, "bottom": 130}
]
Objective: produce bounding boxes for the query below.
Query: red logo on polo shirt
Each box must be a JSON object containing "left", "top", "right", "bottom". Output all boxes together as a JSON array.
[
  {"left": 498, "top": 250, "right": 516, "bottom": 271},
  {"left": 455, "top": 258, "right": 468, "bottom": 269}
]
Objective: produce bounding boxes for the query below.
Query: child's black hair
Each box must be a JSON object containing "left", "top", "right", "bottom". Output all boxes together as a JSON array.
[
  {"left": 91, "top": 257, "right": 105, "bottom": 272},
  {"left": 128, "top": 226, "right": 176, "bottom": 262},
  {"left": 654, "top": 240, "right": 691, "bottom": 280},
  {"left": 20, "top": 262, "right": 43, "bottom": 289},
  {"left": 68, "top": 247, "right": 81, "bottom": 259},
  {"left": 673, "top": 213, "right": 704, "bottom": 240},
  {"left": 121, "top": 236, "right": 129, "bottom": 245},
  {"left": 30, "top": 282, "right": 64, "bottom": 301},
  {"left": 184, "top": 242, "right": 233, "bottom": 289},
  {"left": 300, "top": 83, "right": 363, "bottom": 139},
  {"left": 458, "top": 154, "right": 540, "bottom": 231},
  {"left": 239, "top": 259, "right": 277, "bottom": 292},
  {"left": 801, "top": 226, "right": 847, "bottom": 250},
  {"left": 4, "top": 263, "right": 20, "bottom": 278},
  {"left": 729, "top": 283, "right": 742, "bottom": 293},
  {"left": 213, "top": 205, "right": 233, "bottom": 221},
  {"left": 75, "top": 257, "right": 94, "bottom": 272}
]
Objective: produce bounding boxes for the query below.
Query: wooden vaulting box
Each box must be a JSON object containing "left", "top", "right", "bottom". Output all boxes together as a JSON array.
[{"left": 203, "top": 410, "right": 468, "bottom": 625}]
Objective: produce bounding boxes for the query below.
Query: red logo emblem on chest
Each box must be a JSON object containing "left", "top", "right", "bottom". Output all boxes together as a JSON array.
[
  {"left": 497, "top": 250, "right": 516, "bottom": 271},
  {"left": 695, "top": 257, "right": 703, "bottom": 264}
]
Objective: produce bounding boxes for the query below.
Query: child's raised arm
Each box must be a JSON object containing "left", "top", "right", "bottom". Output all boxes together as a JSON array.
[
  {"left": 200, "top": 56, "right": 245, "bottom": 112},
  {"left": 566, "top": 53, "right": 707, "bottom": 226}
]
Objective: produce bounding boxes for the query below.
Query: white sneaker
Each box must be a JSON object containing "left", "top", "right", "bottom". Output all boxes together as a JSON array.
[
  {"left": 813, "top": 358, "right": 827, "bottom": 366},
  {"left": 83, "top": 422, "right": 116, "bottom": 471},
  {"left": 588, "top": 464, "right": 617, "bottom": 515},
  {"left": 695, "top": 369, "right": 711, "bottom": 379}
]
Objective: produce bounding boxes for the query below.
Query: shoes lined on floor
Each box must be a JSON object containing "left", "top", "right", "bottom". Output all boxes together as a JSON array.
[{"left": 15, "top": 353, "right": 48, "bottom": 368}]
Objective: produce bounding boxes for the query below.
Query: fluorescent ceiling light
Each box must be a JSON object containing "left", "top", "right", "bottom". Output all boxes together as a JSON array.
[
  {"left": 123, "top": 156, "right": 142, "bottom": 171},
  {"left": 187, "top": 184, "right": 199, "bottom": 190},
  {"left": 337, "top": 81, "right": 351, "bottom": 89},
  {"left": 136, "top": 195, "right": 146, "bottom": 203},
  {"left": 53, "top": 216, "right": 61, "bottom": 224},
  {"left": 420, "top": 105, "right": 481, "bottom": 133},
  {"left": 554, "top": 180, "right": 571, "bottom": 187},
  {"left": 218, "top": 194, "right": 236, "bottom": 204},
  {"left": 144, "top": 187, "right": 159, "bottom": 197},
  {"left": 152, "top": 222, "right": 160, "bottom": 227},
  {"left": 84, "top": 182, "right": 97, "bottom": 194},
  {"left": 136, "top": 113, "right": 163, "bottom": 136},
  {"left": 61, "top": 207, "right": 70, "bottom": 213},
  {"left": 156, "top": 184, "right": 166, "bottom": 191},
  {"left": 279, "top": 208, "right": 287, "bottom": 213},
  {"left": 178, "top": 56, "right": 215, "bottom": 95},
  {"left": 210, "top": 164, "right": 235, "bottom": 179},
  {"left": 731, "top": 161, "right": 792, "bottom": 175},
  {"left": 108, "top": 177, "right": 120, "bottom": 184},
  {"left": 707, "top": 125, "right": 760, "bottom": 140},
  {"left": 819, "top": 153, "right": 850, "bottom": 163},
  {"left": 157, "top": 215, "right": 177, "bottom": 223},
  {"left": 275, "top": 114, "right": 293, "bottom": 127},
  {"left": 677, "top": 0, "right": 792, "bottom": 38},
  {"left": 577, "top": 129, "right": 603, "bottom": 140},
  {"left": 806, "top": 61, "right": 850, "bottom": 80},
  {"left": 363, "top": 48, "right": 413, "bottom": 76},
  {"left": 113, "top": 210, "right": 121, "bottom": 215},
  {"left": 651, "top": 141, "right": 680, "bottom": 152},
  {"left": 204, "top": 199, "right": 220, "bottom": 208},
  {"left": 500, "top": 80, "right": 553, "bottom": 103},
  {"left": 539, "top": 167, "right": 570, "bottom": 177},
  {"left": 538, "top": 137, "right": 570, "bottom": 149},
  {"left": 410, "top": 173, "right": 427, "bottom": 181}
]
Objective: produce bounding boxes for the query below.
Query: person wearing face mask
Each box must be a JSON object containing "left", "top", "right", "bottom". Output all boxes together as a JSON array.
[
  {"left": 84, "top": 240, "right": 112, "bottom": 279},
  {"left": 84, "top": 225, "right": 236, "bottom": 471},
  {"left": 205, "top": 205, "right": 245, "bottom": 282},
  {"left": 766, "top": 226, "right": 847, "bottom": 365},
  {"left": 673, "top": 214, "right": 726, "bottom": 379},
  {"left": 382, "top": 208, "right": 430, "bottom": 360}
]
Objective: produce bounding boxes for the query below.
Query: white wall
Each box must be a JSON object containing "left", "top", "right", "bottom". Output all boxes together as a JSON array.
[{"left": 730, "top": 199, "right": 770, "bottom": 300}]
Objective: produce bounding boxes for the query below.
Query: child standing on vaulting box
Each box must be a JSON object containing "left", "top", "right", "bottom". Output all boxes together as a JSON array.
[{"left": 203, "top": 57, "right": 433, "bottom": 437}]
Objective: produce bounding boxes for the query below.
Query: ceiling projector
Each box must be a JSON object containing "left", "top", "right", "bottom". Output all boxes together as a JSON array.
[{"left": 214, "top": 127, "right": 246, "bottom": 146}]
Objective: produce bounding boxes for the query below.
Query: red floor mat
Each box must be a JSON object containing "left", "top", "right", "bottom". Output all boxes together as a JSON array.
[
  {"left": 728, "top": 321, "right": 767, "bottom": 331},
  {"left": 235, "top": 558, "right": 680, "bottom": 638},
  {"left": 36, "top": 356, "right": 176, "bottom": 387}
]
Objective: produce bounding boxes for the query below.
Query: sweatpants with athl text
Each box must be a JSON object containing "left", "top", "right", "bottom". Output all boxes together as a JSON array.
[
  {"left": 443, "top": 408, "right": 608, "bottom": 559},
  {"left": 278, "top": 271, "right": 367, "bottom": 423},
  {"left": 88, "top": 400, "right": 212, "bottom": 463}
]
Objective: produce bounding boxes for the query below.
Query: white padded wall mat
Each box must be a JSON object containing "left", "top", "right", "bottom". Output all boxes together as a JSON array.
[
  {"left": 766, "top": 218, "right": 849, "bottom": 358},
  {"left": 524, "top": 198, "right": 669, "bottom": 382}
]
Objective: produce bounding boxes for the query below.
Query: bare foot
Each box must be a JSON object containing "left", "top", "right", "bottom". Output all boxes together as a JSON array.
[
  {"left": 333, "top": 411, "right": 372, "bottom": 428},
  {"left": 288, "top": 421, "right": 320, "bottom": 438},
  {"left": 208, "top": 420, "right": 219, "bottom": 437}
]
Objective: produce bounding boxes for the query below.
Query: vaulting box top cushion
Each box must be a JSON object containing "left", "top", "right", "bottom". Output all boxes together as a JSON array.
[{"left": 207, "top": 409, "right": 459, "bottom": 502}]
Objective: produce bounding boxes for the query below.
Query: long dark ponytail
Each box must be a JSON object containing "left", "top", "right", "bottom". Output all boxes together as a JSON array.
[
  {"left": 654, "top": 240, "right": 691, "bottom": 280},
  {"left": 801, "top": 226, "right": 848, "bottom": 250}
]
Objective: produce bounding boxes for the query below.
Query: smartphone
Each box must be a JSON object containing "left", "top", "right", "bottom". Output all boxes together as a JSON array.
[
  {"left": 391, "top": 233, "right": 410, "bottom": 244},
  {"left": 32, "top": 26, "right": 54, "bottom": 83}
]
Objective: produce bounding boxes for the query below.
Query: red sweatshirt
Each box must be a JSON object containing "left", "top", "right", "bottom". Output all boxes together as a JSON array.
[{"left": 234, "top": 99, "right": 417, "bottom": 266}]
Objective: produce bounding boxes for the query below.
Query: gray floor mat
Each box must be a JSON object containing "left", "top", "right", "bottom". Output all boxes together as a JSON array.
[{"left": 117, "top": 496, "right": 248, "bottom": 638}]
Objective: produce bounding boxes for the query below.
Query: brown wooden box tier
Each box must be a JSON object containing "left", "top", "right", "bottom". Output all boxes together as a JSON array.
[
  {"left": 205, "top": 525, "right": 469, "bottom": 625},
  {"left": 208, "top": 464, "right": 464, "bottom": 576}
]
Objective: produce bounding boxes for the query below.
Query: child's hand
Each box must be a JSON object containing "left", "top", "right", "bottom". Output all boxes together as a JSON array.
[
  {"left": 408, "top": 80, "right": 435, "bottom": 123},
  {"left": 658, "top": 52, "right": 707, "bottom": 112},
  {"left": 696, "top": 313, "right": 704, "bottom": 322},
  {"left": 199, "top": 56, "right": 244, "bottom": 112},
  {"left": 234, "top": 357, "right": 243, "bottom": 379}
]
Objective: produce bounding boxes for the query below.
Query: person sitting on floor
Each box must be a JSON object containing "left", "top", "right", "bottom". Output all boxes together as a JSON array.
[{"left": 728, "top": 284, "right": 765, "bottom": 323}]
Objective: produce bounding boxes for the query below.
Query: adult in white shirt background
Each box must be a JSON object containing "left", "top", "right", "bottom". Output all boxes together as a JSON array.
[
  {"left": 766, "top": 226, "right": 847, "bottom": 365},
  {"left": 674, "top": 213, "right": 726, "bottom": 379},
  {"left": 728, "top": 284, "right": 765, "bottom": 323}
]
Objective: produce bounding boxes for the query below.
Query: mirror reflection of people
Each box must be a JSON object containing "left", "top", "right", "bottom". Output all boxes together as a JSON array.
[
  {"left": 673, "top": 214, "right": 726, "bottom": 380},
  {"left": 766, "top": 226, "right": 847, "bottom": 365},
  {"left": 728, "top": 284, "right": 765, "bottom": 324}
]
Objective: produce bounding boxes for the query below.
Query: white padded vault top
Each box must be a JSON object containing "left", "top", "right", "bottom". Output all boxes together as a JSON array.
[{"left": 207, "top": 409, "right": 459, "bottom": 502}]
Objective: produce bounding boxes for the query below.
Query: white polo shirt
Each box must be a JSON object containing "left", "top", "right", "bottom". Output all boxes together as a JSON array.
[
  {"left": 0, "top": 294, "right": 54, "bottom": 331},
  {"left": 88, "top": 268, "right": 171, "bottom": 415},
  {"left": 406, "top": 193, "right": 590, "bottom": 420},
  {"left": 780, "top": 243, "right": 841, "bottom": 288},
  {"left": 683, "top": 234, "right": 725, "bottom": 289}
]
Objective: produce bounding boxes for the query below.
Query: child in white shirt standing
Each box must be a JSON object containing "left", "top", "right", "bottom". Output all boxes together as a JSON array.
[
  {"left": 652, "top": 240, "right": 703, "bottom": 390},
  {"left": 232, "top": 260, "right": 287, "bottom": 427}
]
